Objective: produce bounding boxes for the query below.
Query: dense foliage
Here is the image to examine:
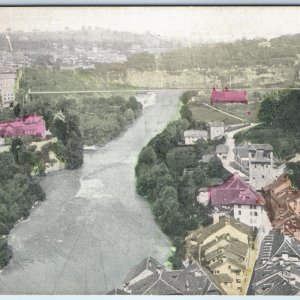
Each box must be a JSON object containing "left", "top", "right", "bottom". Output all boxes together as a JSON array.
[
  {"left": 0, "top": 152, "right": 45, "bottom": 268},
  {"left": 135, "top": 92, "right": 230, "bottom": 267},
  {"left": 235, "top": 89, "right": 300, "bottom": 159}
]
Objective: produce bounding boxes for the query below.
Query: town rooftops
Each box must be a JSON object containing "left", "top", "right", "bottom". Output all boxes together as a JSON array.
[
  {"left": 114, "top": 257, "right": 224, "bottom": 295},
  {"left": 209, "top": 173, "right": 264, "bottom": 206},
  {"left": 187, "top": 216, "right": 254, "bottom": 245},
  {"left": 211, "top": 87, "right": 248, "bottom": 105},
  {"left": 251, "top": 231, "right": 300, "bottom": 295}
]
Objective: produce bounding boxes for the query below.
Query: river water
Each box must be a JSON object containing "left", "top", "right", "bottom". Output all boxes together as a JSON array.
[{"left": 0, "top": 91, "right": 180, "bottom": 294}]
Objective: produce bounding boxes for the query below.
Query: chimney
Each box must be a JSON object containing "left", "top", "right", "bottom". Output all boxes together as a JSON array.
[{"left": 213, "top": 212, "right": 220, "bottom": 224}]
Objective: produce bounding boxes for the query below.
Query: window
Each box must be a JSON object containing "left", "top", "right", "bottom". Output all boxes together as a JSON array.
[
  {"left": 237, "top": 218, "right": 240, "bottom": 221},
  {"left": 236, "top": 279, "right": 241, "bottom": 283},
  {"left": 250, "top": 212, "right": 253, "bottom": 216},
  {"left": 238, "top": 205, "right": 241, "bottom": 208},
  {"left": 254, "top": 212, "right": 258, "bottom": 216},
  {"left": 262, "top": 175, "right": 265, "bottom": 178},
  {"left": 250, "top": 205, "right": 253, "bottom": 209},
  {"left": 224, "top": 283, "right": 227, "bottom": 286},
  {"left": 254, "top": 205, "right": 256, "bottom": 209},
  {"left": 238, "top": 210, "right": 241, "bottom": 215},
  {"left": 228, "top": 266, "right": 231, "bottom": 270}
]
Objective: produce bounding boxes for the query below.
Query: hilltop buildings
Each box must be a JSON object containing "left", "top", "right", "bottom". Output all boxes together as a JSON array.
[
  {"left": 251, "top": 231, "right": 300, "bottom": 295},
  {"left": 110, "top": 256, "right": 224, "bottom": 295},
  {"left": 211, "top": 87, "right": 248, "bottom": 105},
  {"left": 262, "top": 173, "right": 300, "bottom": 241},
  {"left": 0, "top": 115, "right": 46, "bottom": 138},
  {"left": 234, "top": 143, "right": 285, "bottom": 190},
  {"left": 184, "top": 216, "right": 255, "bottom": 295}
]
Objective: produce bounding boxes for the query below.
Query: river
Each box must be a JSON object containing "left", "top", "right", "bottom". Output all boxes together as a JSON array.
[{"left": 0, "top": 90, "right": 180, "bottom": 294}]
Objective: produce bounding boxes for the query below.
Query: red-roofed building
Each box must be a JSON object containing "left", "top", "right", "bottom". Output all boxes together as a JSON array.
[
  {"left": 211, "top": 87, "right": 248, "bottom": 105},
  {"left": 208, "top": 173, "right": 268, "bottom": 229},
  {"left": 0, "top": 115, "right": 46, "bottom": 138}
]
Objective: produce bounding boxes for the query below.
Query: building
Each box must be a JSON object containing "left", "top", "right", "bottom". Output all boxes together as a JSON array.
[
  {"left": 262, "top": 173, "right": 300, "bottom": 241},
  {"left": 234, "top": 143, "right": 285, "bottom": 190},
  {"left": 110, "top": 256, "right": 224, "bottom": 295},
  {"left": 0, "top": 115, "right": 46, "bottom": 138},
  {"left": 208, "top": 173, "right": 266, "bottom": 229},
  {"left": 211, "top": 87, "right": 248, "bottom": 105},
  {"left": 184, "top": 216, "right": 255, "bottom": 295},
  {"left": 207, "top": 121, "right": 225, "bottom": 140},
  {"left": 184, "top": 130, "right": 208, "bottom": 145},
  {"left": 251, "top": 231, "right": 300, "bottom": 295},
  {"left": 0, "top": 66, "right": 17, "bottom": 107},
  {"left": 216, "top": 144, "right": 229, "bottom": 160}
]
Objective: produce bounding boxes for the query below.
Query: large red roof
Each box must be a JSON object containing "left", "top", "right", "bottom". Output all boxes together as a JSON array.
[
  {"left": 209, "top": 174, "right": 264, "bottom": 206},
  {"left": 211, "top": 87, "right": 248, "bottom": 104}
]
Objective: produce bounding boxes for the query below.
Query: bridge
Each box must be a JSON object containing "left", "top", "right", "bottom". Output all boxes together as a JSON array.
[{"left": 27, "top": 86, "right": 300, "bottom": 95}]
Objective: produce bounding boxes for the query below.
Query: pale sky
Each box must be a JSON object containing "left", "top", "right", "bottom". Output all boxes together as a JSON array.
[{"left": 1, "top": 6, "right": 300, "bottom": 42}]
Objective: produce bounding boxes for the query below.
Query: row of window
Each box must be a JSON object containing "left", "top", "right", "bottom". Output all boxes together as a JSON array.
[
  {"left": 238, "top": 210, "right": 258, "bottom": 216},
  {"left": 237, "top": 205, "right": 257, "bottom": 209}
]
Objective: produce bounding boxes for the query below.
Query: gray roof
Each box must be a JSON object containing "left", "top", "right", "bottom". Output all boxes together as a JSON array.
[
  {"left": 114, "top": 257, "right": 225, "bottom": 295},
  {"left": 251, "top": 231, "right": 300, "bottom": 295},
  {"left": 216, "top": 144, "right": 228, "bottom": 154},
  {"left": 248, "top": 144, "right": 273, "bottom": 151},
  {"left": 184, "top": 130, "right": 208, "bottom": 138}
]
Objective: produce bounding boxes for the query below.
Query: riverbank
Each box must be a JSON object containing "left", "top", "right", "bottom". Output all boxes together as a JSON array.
[{"left": 0, "top": 90, "right": 179, "bottom": 294}]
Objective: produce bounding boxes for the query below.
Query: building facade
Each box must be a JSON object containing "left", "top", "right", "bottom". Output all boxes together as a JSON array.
[
  {"left": 0, "top": 115, "right": 46, "bottom": 138},
  {"left": 184, "top": 216, "right": 255, "bottom": 295},
  {"left": 234, "top": 143, "right": 285, "bottom": 190},
  {"left": 207, "top": 121, "right": 225, "bottom": 140},
  {"left": 211, "top": 87, "right": 248, "bottom": 105},
  {"left": 0, "top": 67, "right": 17, "bottom": 107},
  {"left": 262, "top": 173, "right": 300, "bottom": 241},
  {"left": 208, "top": 173, "right": 266, "bottom": 229}
]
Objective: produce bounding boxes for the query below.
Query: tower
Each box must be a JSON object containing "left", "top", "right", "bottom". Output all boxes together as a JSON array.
[{"left": 248, "top": 144, "right": 274, "bottom": 190}]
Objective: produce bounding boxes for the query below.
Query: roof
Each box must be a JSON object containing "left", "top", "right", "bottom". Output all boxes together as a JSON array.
[
  {"left": 252, "top": 231, "right": 300, "bottom": 295},
  {"left": 209, "top": 173, "right": 264, "bottom": 206},
  {"left": 207, "top": 121, "right": 224, "bottom": 127},
  {"left": 216, "top": 144, "right": 228, "bottom": 154},
  {"left": 187, "top": 216, "right": 254, "bottom": 246},
  {"left": 248, "top": 144, "right": 273, "bottom": 151},
  {"left": 115, "top": 257, "right": 225, "bottom": 295},
  {"left": 215, "top": 273, "right": 233, "bottom": 283},
  {"left": 0, "top": 115, "right": 44, "bottom": 127},
  {"left": 211, "top": 87, "right": 247, "bottom": 104},
  {"left": 184, "top": 130, "right": 208, "bottom": 138}
]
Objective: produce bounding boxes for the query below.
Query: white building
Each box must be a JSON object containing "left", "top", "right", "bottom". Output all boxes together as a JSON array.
[
  {"left": 207, "top": 121, "right": 225, "bottom": 140},
  {"left": 209, "top": 173, "right": 268, "bottom": 230},
  {"left": 0, "top": 67, "right": 17, "bottom": 107},
  {"left": 184, "top": 130, "right": 208, "bottom": 145},
  {"left": 234, "top": 143, "right": 285, "bottom": 190}
]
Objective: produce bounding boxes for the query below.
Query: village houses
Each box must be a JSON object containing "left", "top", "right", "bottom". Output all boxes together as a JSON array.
[
  {"left": 0, "top": 66, "right": 17, "bottom": 107},
  {"left": 109, "top": 256, "right": 224, "bottom": 295},
  {"left": 184, "top": 129, "right": 208, "bottom": 145},
  {"left": 184, "top": 216, "right": 256, "bottom": 295},
  {"left": 262, "top": 173, "right": 300, "bottom": 241},
  {"left": 207, "top": 121, "right": 225, "bottom": 140},
  {"left": 251, "top": 231, "right": 300, "bottom": 295}
]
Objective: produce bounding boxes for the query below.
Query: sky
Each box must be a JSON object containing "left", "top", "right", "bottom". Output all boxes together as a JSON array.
[{"left": 1, "top": 6, "right": 300, "bottom": 42}]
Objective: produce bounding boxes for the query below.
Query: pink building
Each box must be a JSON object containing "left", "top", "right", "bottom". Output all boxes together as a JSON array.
[
  {"left": 208, "top": 174, "right": 266, "bottom": 229},
  {"left": 0, "top": 115, "right": 46, "bottom": 138},
  {"left": 211, "top": 87, "right": 248, "bottom": 105}
]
